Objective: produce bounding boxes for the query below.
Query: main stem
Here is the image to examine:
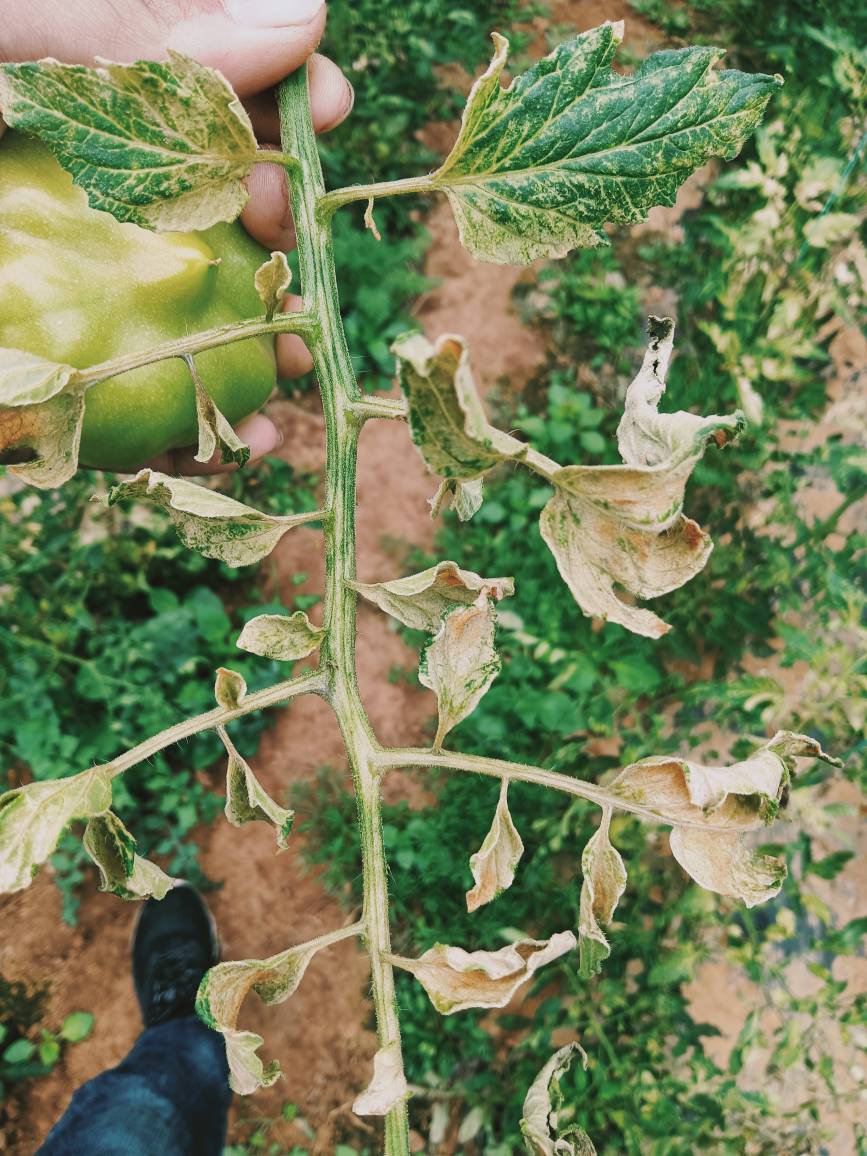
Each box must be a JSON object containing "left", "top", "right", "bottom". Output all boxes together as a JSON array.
[{"left": 278, "top": 68, "right": 410, "bottom": 1156}]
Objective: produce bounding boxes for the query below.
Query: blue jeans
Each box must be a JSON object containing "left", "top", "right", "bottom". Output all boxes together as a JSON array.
[{"left": 38, "top": 1017, "right": 231, "bottom": 1156}]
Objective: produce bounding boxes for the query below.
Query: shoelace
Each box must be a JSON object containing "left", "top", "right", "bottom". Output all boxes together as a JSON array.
[{"left": 146, "top": 947, "right": 206, "bottom": 1026}]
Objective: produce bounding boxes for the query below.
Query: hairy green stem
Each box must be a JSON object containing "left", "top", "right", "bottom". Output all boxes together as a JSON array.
[
  {"left": 279, "top": 66, "right": 410, "bottom": 1156},
  {"left": 318, "top": 174, "right": 435, "bottom": 221}
]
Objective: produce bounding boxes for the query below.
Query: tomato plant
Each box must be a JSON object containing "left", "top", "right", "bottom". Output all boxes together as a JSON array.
[{"left": 0, "top": 21, "right": 846, "bottom": 1155}]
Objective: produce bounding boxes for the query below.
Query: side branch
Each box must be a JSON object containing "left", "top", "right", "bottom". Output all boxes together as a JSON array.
[{"left": 374, "top": 747, "right": 755, "bottom": 831}]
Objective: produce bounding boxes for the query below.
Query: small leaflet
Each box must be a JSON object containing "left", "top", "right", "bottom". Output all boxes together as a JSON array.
[
  {"left": 610, "top": 731, "right": 840, "bottom": 906},
  {"left": 352, "top": 1042, "right": 409, "bottom": 1117},
  {"left": 0, "top": 348, "right": 86, "bottom": 488},
  {"left": 0, "top": 768, "right": 113, "bottom": 893},
  {"left": 577, "top": 807, "right": 626, "bottom": 978},
  {"left": 254, "top": 251, "right": 292, "bottom": 321},
  {"left": 393, "top": 331, "right": 525, "bottom": 518},
  {"left": 0, "top": 53, "right": 258, "bottom": 231},
  {"left": 0, "top": 347, "right": 80, "bottom": 408},
  {"left": 236, "top": 612, "right": 325, "bottom": 662},
  {"left": 540, "top": 318, "right": 742, "bottom": 638},
  {"left": 104, "top": 469, "right": 318, "bottom": 567},
  {"left": 214, "top": 668, "right": 247, "bottom": 710},
  {"left": 196, "top": 938, "right": 323, "bottom": 1094},
  {"left": 389, "top": 932, "right": 576, "bottom": 1015},
  {"left": 466, "top": 780, "right": 524, "bottom": 913},
  {"left": 429, "top": 476, "right": 486, "bottom": 522},
  {"left": 432, "top": 24, "right": 781, "bottom": 264},
  {"left": 218, "top": 727, "right": 294, "bottom": 850},
  {"left": 419, "top": 594, "right": 501, "bottom": 749},
  {"left": 349, "top": 560, "right": 514, "bottom": 634},
  {"left": 187, "top": 356, "right": 250, "bottom": 468},
  {"left": 520, "top": 1043, "right": 596, "bottom": 1156},
  {"left": 82, "top": 811, "right": 175, "bottom": 900}
]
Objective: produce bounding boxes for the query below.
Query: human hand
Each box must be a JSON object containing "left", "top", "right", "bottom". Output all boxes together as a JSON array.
[{"left": 0, "top": 0, "right": 352, "bottom": 473}]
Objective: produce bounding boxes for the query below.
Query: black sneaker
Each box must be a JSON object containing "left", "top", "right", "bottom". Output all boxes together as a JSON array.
[{"left": 131, "top": 882, "right": 220, "bottom": 1028}]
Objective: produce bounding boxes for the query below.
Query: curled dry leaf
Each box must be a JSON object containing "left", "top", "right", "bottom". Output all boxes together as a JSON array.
[
  {"left": 83, "top": 811, "right": 175, "bottom": 900},
  {"left": 540, "top": 317, "right": 742, "bottom": 638},
  {"left": 352, "top": 1042, "right": 409, "bottom": 1117},
  {"left": 521, "top": 1043, "right": 596, "bottom": 1156},
  {"left": 393, "top": 331, "right": 525, "bottom": 519},
  {"left": 610, "top": 730, "right": 841, "bottom": 905},
  {"left": 389, "top": 931, "right": 576, "bottom": 1014},
  {"left": 419, "top": 593, "right": 501, "bottom": 748},
  {"left": 0, "top": 347, "right": 85, "bottom": 488},
  {"left": 104, "top": 469, "right": 318, "bottom": 566},
  {"left": 236, "top": 611, "right": 325, "bottom": 662},
  {"left": 578, "top": 807, "right": 626, "bottom": 978},
  {"left": 349, "top": 560, "right": 514, "bottom": 634},
  {"left": 214, "top": 667, "right": 247, "bottom": 710},
  {"left": 218, "top": 727, "right": 294, "bottom": 850},
  {"left": 187, "top": 355, "right": 250, "bottom": 467},
  {"left": 0, "top": 52, "right": 258, "bottom": 232},
  {"left": 466, "top": 780, "right": 524, "bottom": 913},
  {"left": 0, "top": 768, "right": 113, "bottom": 893},
  {"left": 432, "top": 24, "right": 780, "bottom": 264},
  {"left": 254, "top": 251, "right": 291, "bottom": 321}
]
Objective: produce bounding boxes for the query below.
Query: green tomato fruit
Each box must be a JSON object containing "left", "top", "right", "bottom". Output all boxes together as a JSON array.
[{"left": 0, "top": 131, "right": 277, "bottom": 471}]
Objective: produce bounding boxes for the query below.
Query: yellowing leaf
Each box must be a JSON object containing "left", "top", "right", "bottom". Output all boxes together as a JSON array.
[
  {"left": 352, "top": 1043, "right": 409, "bottom": 1117},
  {"left": 0, "top": 53, "right": 257, "bottom": 231},
  {"left": 419, "top": 594, "right": 501, "bottom": 748},
  {"left": 83, "top": 812, "right": 175, "bottom": 900},
  {"left": 521, "top": 1043, "right": 596, "bottom": 1156},
  {"left": 0, "top": 387, "right": 85, "bottom": 489},
  {"left": 215, "top": 667, "right": 247, "bottom": 710},
  {"left": 188, "top": 356, "right": 250, "bottom": 468},
  {"left": 540, "top": 317, "right": 742, "bottom": 638},
  {"left": 218, "top": 727, "right": 294, "bottom": 850},
  {"left": 105, "top": 469, "right": 318, "bottom": 566},
  {"left": 393, "top": 331, "right": 525, "bottom": 517},
  {"left": 578, "top": 807, "right": 627, "bottom": 978},
  {"left": 466, "top": 780, "right": 524, "bottom": 912},
  {"left": 669, "top": 827, "right": 787, "bottom": 908},
  {"left": 236, "top": 612, "right": 325, "bottom": 662},
  {"left": 0, "top": 768, "right": 112, "bottom": 893},
  {"left": 254, "top": 251, "right": 291, "bottom": 320},
  {"left": 349, "top": 560, "right": 514, "bottom": 634},
  {"left": 433, "top": 25, "right": 780, "bottom": 264},
  {"left": 389, "top": 932, "right": 576, "bottom": 1014}
]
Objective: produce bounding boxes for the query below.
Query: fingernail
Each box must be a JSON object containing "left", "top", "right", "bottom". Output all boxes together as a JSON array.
[{"left": 223, "top": 0, "right": 325, "bottom": 27}]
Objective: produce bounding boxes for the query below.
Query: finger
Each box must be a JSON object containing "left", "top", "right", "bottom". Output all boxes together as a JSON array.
[
  {"left": 245, "top": 55, "right": 354, "bottom": 142},
  {"left": 167, "top": 1, "right": 327, "bottom": 98},
  {"left": 148, "top": 414, "right": 283, "bottom": 477},
  {"left": 241, "top": 149, "right": 295, "bottom": 251},
  {"left": 277, "top": 293, "right": 314, "bottom": 378}
]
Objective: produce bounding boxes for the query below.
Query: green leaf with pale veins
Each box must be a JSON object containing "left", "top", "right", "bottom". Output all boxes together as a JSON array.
[
  {"left": 0, "top": 348, "right": 85, "bottom": 488},
  {"left": 578, "top": 807, "right": 626, "bottom": 978},
  {"left": 104, "top": 469, "right": 318, "bottom": 567},
  {"left": 433, "top": 23, "right": 781, "bottom": 264},
  {"left": 521, "top": 1043, "right": 596, "bottom": 1156},
  {"left": 349, "top": 560, "right": 514, "bottom": 634},
  {"left": 393, "top": 331, "right": 525, "bottom": 518},
  {"left": 83, "top": 811, "right": 175, "bottom": 900},
  {"left": 540, "top": 317, "right": 743, "bottom": 638},
  {"left": 419, "top": 594, "right": 502, "bottom": 749},
  {"left": 218, "top": 727, "right": 294, "bottom": 850},
  {"left": 236, "top": 612, "right": 325, "bottom": 662},
  {"left": 0, "top": 768, "right": 113, "bottom": 893},
  {"left": 254, "top": 251, "right": 291, "bottom": 321},
  {"left": 0, "top": 52, "right": 257, "bottom": 231}
]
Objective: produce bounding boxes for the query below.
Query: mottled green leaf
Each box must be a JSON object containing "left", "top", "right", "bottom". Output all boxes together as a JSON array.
[
  {"left": 540, "top": 317, "right": 742, "bottom": 638},
  {"left": 349, "top": 560, "right": 514, "bottom": 634},
  {"left": 0, "top": 768, "right": 112, "bottom": 893},
  {"left": 393, "top": 331, "right": 525, "bottom": 516},
  {"left": 521, "top": 1043, "right": 595, "bottom": 1156},
  {"left": 254, "top": 251, "right": 291, "bottom": 321},
  {"left": 352, "top": 1043, "right": 409, "bottom": 1117},
  {"left": 419, "top": 594, "right": 501, "bottom": 748},
  {"left": 83, "top": 811, "right": 175, "bottom": 900},
  {"left": 389, "top": 932, "right": 576, "bottom": 1015},
  {"left": 188, "top": 356, "right": 250, "bottom": 468},
  {"left": 578, "top": 807, "right": 626, "bottom": 978},
  {"left": 0, "top": 53, "right": 257, "bottom": 231},
  {"left": 218, "top": 727, "right": 294, "bottom": 850},
  {"left": 236, "top": 612, "right": 325, "bottom": 662},
  {"left": 105, "top": 469, "right": 317, "bottom": 566},
  {"left": 434, "top": 24, "right": 781, "bottom": 263},
  {"left": 466, "top": 780, "right": 524, "bottom": 912}
]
